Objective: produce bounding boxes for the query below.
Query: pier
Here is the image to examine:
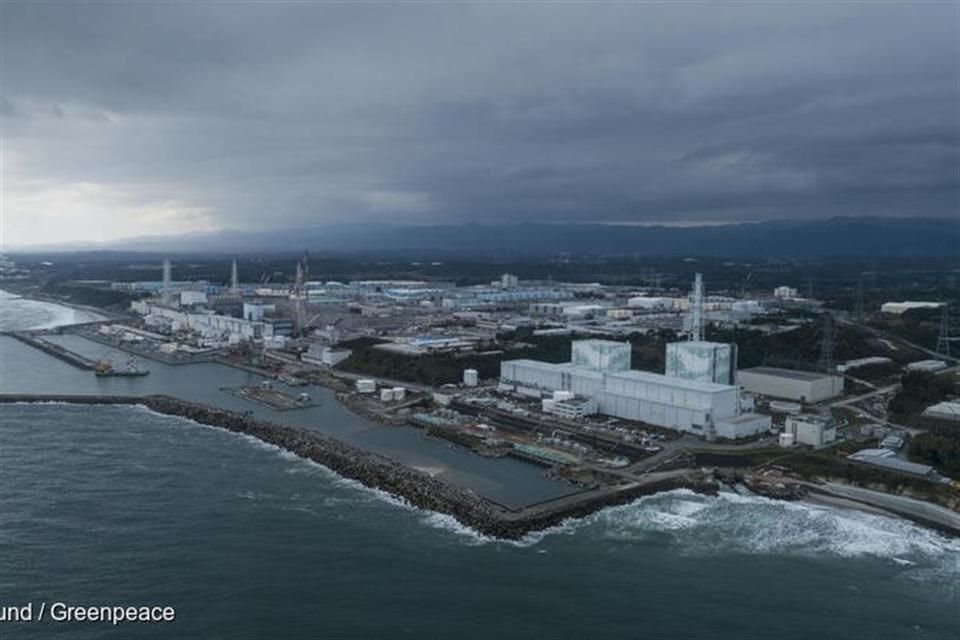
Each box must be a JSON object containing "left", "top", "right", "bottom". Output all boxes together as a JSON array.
[{"left": 221, "top": 385, "right": 320, "bottom": 411}]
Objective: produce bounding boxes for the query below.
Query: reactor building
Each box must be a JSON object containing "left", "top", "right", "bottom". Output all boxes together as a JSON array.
[
  {"left": 665, "top": 341, "right": 737, "bottom": 385},
  {"left": 500, "top": 339, "right": 769, "bottom": 440}
]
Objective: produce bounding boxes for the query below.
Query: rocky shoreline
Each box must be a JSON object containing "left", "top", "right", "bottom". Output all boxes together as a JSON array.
[{"left": 0, "top": 393, "right": 716, "bottom": 540}]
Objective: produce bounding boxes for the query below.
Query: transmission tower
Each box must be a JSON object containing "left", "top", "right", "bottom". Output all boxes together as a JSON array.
[
  {"left": 817, "top": 312, "right": 835, "bottom": 372},
  {"left": 936, "top": 304, "right": 952, "bottom": 358},
  {"left": 853, "top": 279, "right": 865, "bottom": 321}
]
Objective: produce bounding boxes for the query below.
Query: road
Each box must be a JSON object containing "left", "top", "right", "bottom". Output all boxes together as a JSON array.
[
  {"left": 623, "top": 433, "right": 780, "bottom": 474},
  {"left": 837, "top": 315, "right": 958, "bottom": 364},
  {"left": 801, "top": 481, "right": 960, "bottom": 533}
]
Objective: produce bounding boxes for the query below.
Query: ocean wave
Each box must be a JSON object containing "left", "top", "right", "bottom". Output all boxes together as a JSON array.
[
  {"left": 586, "top": 490, "right": 960, "bottom": 565},
  {"left": 73, "top": 404, "right": 960, "bottom": 570},
  {"left": 216, "top": 426, "right": 960, "bottom": 565},
  {"left": 0, "top": 292, "right": 104, "bottom": 331}
]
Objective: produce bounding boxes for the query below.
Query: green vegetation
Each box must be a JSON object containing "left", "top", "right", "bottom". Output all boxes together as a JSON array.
[
  {"left": 693, "top": 447, "right": 953, "bottom": 497},
  {"left": 869, "top": 311, "right": 943, "bottom": 354},
  {"left": 888, "top": 371, "right": 954, "bottom": 418},
  {"left": 707, "top": 322, "right": 879, "bottom": 370},
  {"left": 337, "top": 334, "right": 576, "bottom": 386},
  {"left": 849, "top": 361, "right": 900, "bottom": 383},
  {"left": 777, "top": 452, "right": 943, "bottom": 493},
  {"left": 692, "top": 448, "right": 790, "bottom": 468},
  {"left": 338, "top": 348, "right": 499, "bottom": 386},
  {"left": 909, "top": 424, "right": 960, "bottom": 477},
  {"left": 39, "top": 282, "right": 143, "bottom": 311}
]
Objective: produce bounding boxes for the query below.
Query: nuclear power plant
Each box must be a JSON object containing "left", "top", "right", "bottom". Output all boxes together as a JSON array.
[{"left": 499, "top": 274, "right": 771, "bottom": 440}]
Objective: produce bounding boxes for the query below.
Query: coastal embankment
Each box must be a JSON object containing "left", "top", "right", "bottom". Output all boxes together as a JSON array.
[
  {"left": 1, "top": 332, "right": 97, "bottom": 370},
  {"left": 0, "top": 393, "right": 716, "bottom": 540}
]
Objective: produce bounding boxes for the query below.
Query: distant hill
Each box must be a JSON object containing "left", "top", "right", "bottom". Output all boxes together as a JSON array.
[{"left": 8, "top": 217, "right": 959, "bottom": 259}]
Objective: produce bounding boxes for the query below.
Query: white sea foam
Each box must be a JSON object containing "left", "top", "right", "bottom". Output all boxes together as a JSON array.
[
  {"left": 8, "top": 400, "right": 73, "bottom": 406},
  {"left": 0, "top": 291, "right": 104, "bottom": 331},
  {"left": 97, "top": 405, "right": 960, "bottom": 571},
  {"left": 419, "top": 512, "right": 495, "bottom": 545},
  {"left": 586, "top": 490, "right": 960, "bottom": 567}
]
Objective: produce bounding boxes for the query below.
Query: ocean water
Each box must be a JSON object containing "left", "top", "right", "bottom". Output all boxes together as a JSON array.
[
  {"left": 1, "top": 294, "right": 959, "bottom": 639},
  {"left": 0, "top": 290, "right": 104, "bottom": 329}
]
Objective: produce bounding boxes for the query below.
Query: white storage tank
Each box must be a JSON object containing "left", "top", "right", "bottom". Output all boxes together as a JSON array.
[
  {"left": 463, "top": 369, "right": 479, "bottom": 387},
  {"left": 381, "top": 388, "right": 395, "bottom": 402},
  {"left": 392, "top": 387, "right": 406, "bottom": 401}
]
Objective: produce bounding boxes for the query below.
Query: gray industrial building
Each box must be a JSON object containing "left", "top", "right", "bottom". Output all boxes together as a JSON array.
[
  {"left": 500, "top": 339, "right": 769, "bottom": 439},
  {"left": 737, "top": 366, "right": 844, "bottom": 403}
]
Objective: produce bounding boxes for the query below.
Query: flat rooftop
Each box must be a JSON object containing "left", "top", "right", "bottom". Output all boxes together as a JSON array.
[
  {"left": 503, "top": 359, "right": 735, "bottom": 393},
  {"left": 739, "top": 366, "right": 836, "bottom": 381}
]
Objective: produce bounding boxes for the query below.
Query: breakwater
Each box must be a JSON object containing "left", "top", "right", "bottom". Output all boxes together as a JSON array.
[
  {"left": 2, "top": 332, "right": 97, "bottom": 370},
  {"left": 0, "top": 393, "right": 716, "bottom": 539}
]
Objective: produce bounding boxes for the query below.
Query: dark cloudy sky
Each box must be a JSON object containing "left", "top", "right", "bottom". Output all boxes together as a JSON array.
[{"left": 2, "top": 2, "right": 958, "bottom": 246}]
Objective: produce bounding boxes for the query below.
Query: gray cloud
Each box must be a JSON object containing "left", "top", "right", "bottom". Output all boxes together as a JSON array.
[{"left": 1, "top": 1, "right": 957, "bottom": 245}]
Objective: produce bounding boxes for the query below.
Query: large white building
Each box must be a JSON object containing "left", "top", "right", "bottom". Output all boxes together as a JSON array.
[
  {"left": 571, "top": 339, "right": 632, "bottom": 372},
  {"left": 665, "top": 341, "right": 737, "bottom": 385},
  {"left": 738, "top": 366, "right": 844, "bottom": 403},
  {"left": 627, "top": 296, "right": 682, "bottom": 310},
  {"left": 784, "top": 415, "right": 837, "bottom": 447},
  {"left": 132, "top": 302, "right": 273, "bottom": 344},
  {"left": 500, "top": 339, "right": 769, "bottom": 439},
  {"left": 924, "top": 401, "right": 960, "bottom": 421},
  {"left": 301, "top": 342, "right": 352, "bottom": 367}
]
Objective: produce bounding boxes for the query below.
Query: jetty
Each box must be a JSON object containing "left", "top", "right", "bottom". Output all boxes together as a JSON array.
[
  {"left": 2, "top": 332, "right": 97, "bottom": 370},
  {"left": 0, "top": 393, "right": 716, "bottom": 540}
]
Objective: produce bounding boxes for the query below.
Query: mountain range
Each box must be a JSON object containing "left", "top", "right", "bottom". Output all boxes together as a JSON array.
[{"left": 6, "top": 217, "right": 958, "bottom": 259}]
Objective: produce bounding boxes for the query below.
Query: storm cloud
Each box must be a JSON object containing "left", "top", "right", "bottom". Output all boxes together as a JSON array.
[{"left": 1, "top": 2, "right": 957, "bottom": 245}]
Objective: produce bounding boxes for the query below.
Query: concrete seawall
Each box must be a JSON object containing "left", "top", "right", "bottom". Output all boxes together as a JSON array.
[
  {"left": 0, "top": 393, "right": 716, "bottom": 540},
  {"left": 2, "top": 332, "right": 97, "bottom": 370}
]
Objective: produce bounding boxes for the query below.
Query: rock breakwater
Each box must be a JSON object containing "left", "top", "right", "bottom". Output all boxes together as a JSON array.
[{"left": 0, "top": 394, "right": 716, "bottom": 539}]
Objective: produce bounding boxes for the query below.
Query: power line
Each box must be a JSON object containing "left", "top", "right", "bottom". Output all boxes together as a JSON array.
[
  {"left": 936, "top": 304, "right": 952, "bottom": 358},
  {"left": 854, "top": 279, "right": 864, "bottom": 321},
  {"left": 818, "top": 312, "right": 835, "bottom": 372}
]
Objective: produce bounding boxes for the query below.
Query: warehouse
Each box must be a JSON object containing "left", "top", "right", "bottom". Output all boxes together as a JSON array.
[
  {"left": 846, "top": 449, "right": 939, "bottom": 480},
  {"left": 923, "top": 401, "right": 960, "bottom": 421},
  {"left": 737, "top": 366, "right": 843, "bottom": 403}
]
